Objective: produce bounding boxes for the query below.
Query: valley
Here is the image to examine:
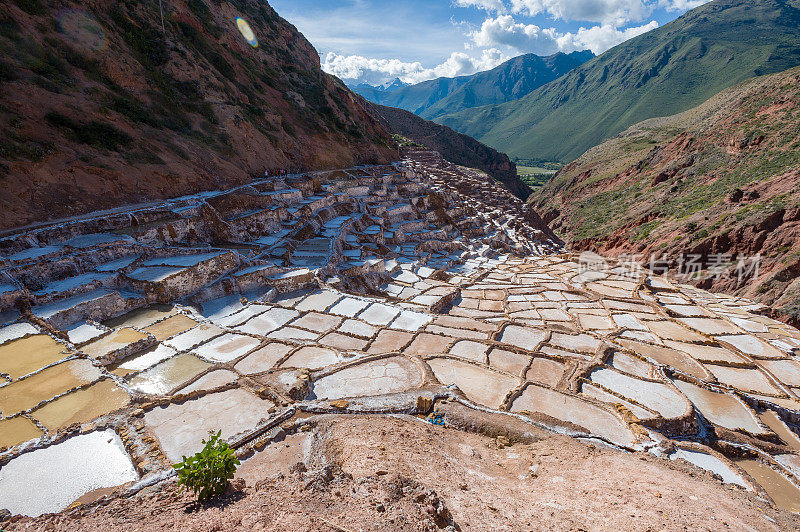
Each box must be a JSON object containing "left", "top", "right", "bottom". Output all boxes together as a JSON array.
[
  {"left": 2, "top": 0, "right": 800, "bottom": 528},
  {"left": 435, "top": 0, "right": 800, "bottom": 163}
]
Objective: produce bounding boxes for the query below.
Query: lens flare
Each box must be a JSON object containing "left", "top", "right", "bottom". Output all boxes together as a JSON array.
[
  {"left": 236, "top": 17, "right": 258, "bottom": 48},
  {"left": 56, "top": 9, "right": 107, "bottom": 52}
]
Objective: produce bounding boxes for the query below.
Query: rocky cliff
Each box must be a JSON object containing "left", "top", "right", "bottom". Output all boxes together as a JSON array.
[{"left": 0, "top": 0, "right": 396, "bottom": 232}]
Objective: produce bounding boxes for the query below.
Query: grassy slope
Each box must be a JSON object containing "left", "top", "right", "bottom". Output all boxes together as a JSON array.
[
  {"left": 437, "top": 0, "right": 800, "bottom": 163},
  {"left": 418, "top": 51, "right": 593, "bottom": 120},
  {"left": 532, "top": 65, "right": 800, "bottom": 320}
]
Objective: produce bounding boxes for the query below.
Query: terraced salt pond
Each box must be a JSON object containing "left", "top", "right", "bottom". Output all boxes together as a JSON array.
[
  {"left": 704, "top": 364, "right": 782, "bottom": 395},
  {"left": 669, "top": 448, "right": 748, "bottom": 488},
  {"left": 0, "top": 417, "right": 44, "bottom": 449},
  {"left": 0, "top": 431, "right": 138, "bottom": 517},
  {"left": 511, "top": 384, "right": 637, "bottom": 448},
  {"left": 312, "top": 357, "right": 422, "bottom": 399},
  {"left": 2, "top": 152, "right": 800, "bottom": 516},
  {"left": 581, "top": 382, "right": 657, "bottom": 420},
  {"left": 0, "top": 359, "right": 102, "bottom": 416},
  {"left": 673, "top": 380, "right": 767, "bottom": 434},
  {"left": 737, "top": 460, "right": 800, "bottom": 513},
  {"left": 589, "top": 368, "right": 691, "bottom": 419},
  {"left": 128, "top": 354, "right": 211, "bottom": 395},
  {"left": 0, "top": 335, "right": 72, "bottom": 379},
  {"left": 428, "top": 357, "right": 518, "bottom": 409},
  {"left": 31, "top": 379, "right": 129, "bottom": 431},
  {"left": 282, "top": 346, "right": 341, "bottom": 370}
]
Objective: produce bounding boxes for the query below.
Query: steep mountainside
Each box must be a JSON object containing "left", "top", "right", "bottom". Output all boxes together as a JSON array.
[
  {"left": 352, "top": 51, "right": 593, "bottom": 122},
  {"left": 363, "top": 101, "right": 532, "bottom": 200},
  {"left": 533, "top": 66, "right": 800, "bottom": 323},
  {"left": 0, "top": 0, "right": 396, "bottom": 232},
  {"left": 438, "top": 0, "right": 800, "bottom": 163}
]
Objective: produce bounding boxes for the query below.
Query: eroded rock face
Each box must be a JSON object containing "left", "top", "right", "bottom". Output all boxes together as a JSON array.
[{"left": 2, "top": 152, "right": 800, "bottom": 520}]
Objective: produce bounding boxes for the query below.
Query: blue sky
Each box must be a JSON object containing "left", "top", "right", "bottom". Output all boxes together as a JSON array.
[{"left": 269, "top": 0, "right": 711, "bottom": 85}]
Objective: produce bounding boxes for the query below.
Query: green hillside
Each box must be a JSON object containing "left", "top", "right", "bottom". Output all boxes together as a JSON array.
[
  {"left": 436, "top": 0, "right": 800, "bottom": 163},
  {"left": 419, "top": 51, "right": 593, "bottom": 120}
]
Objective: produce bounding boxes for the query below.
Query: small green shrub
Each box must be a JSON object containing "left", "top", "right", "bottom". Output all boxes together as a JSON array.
[{"left": 173, "top": 430, "right": 240, "bottom": 501}]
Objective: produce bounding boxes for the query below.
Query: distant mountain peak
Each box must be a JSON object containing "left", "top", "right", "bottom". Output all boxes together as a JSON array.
[
  {"left": 348, "top": 77, "right": 409, "bottom": 93},
  {"left": 381, "top": 78, "right": 409, "bottom": 92}
]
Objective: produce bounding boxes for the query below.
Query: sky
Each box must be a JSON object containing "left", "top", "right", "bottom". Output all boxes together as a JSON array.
[{"left": 268, "top": 0, "right": 712, "bottom": 86}]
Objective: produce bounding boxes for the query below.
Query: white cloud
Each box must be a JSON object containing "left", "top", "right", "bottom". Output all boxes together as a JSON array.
[
  {"left": 306, "top": 0, "right": 703, "bottom": 88},
  {"left": 461, "top": 0, "right": 712, "bottom": 24},
  {"left": 327, "top": 10, "right": 661, "bottom": 86},
  {"left": 323, "top": 48, "right": 509, "bottom": 85},
  {"left": 660, "top": 0, "right": 711, "bottom": 11},
  {"left": 471, "top": 15, "right": 563, "bottom": 55},
  {"left": 454, "top": 0, "right": 508, "bottom": 12},
  {"left": 471, "top": 15, "right": 658, "bottom": 55},
  {"left": 557, "top": 20, "right": 659, "bottom": 53},
  {"left": 515, "top": 0, "right": 652, "bottom": 24}
]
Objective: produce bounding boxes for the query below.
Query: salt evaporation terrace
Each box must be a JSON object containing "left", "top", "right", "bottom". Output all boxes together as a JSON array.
[{"left": 2, "top": 149, "right": 800, "bottom": 516}]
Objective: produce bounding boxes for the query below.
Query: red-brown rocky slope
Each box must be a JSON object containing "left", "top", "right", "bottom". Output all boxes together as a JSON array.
[
  {"left": 533, "top": 66, "right": 800, "bottom": 324},
  {"left": 0, "top": 0, "right": 396, "bottom": 232}
]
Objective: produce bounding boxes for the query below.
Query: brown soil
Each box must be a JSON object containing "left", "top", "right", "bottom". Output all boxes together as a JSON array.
[{"left": 8, "top": 415, "right": 798, "bottom": 531}]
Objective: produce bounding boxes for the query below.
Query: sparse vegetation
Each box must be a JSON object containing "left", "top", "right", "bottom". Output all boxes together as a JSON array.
[
  {"left": 392, "top": 134, "right": 423, "bottom": 148},
  {"left": 518, "top": 166, "right": 556, "bottom": 189},
  {"left": 0, "top": 60, "right": 17, "bottom": 82},
  {"left": 45, "top": 111, "right": 132, "bottom": 150},
  {"left": 174, "top": 431, "right": 240, "bottom": 501},
  {"left": 12, "top": 0, "right": 46, "bottom": 16},
  {"left": 0, "top": 135, "right": 54, "bottom": 162}
]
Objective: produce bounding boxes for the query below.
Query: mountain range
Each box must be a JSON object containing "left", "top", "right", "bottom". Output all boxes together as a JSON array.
[
  {"left": 436, "top": 0, "right": 800, "bottom": 163},
  {"left": 351, "top": 50, "right": 594, "bottom": 123},
  {"left": 349, "top": 77, "right": 409, "bottom": 100}
]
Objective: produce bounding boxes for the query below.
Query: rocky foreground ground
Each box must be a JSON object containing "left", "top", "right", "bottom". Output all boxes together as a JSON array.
[{"left": 8, "top": 415, "right": 798, "bottom": 531}]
